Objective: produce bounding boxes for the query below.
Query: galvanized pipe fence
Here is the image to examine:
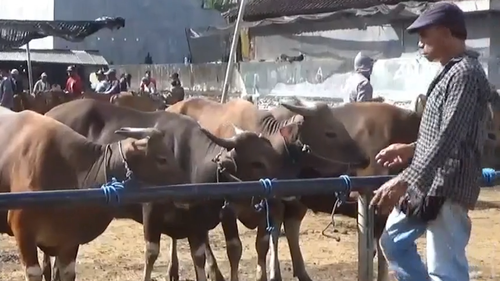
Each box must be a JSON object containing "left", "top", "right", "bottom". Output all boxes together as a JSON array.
[{"left": 1, "top": 169, "right": 499, "bottom": 281}]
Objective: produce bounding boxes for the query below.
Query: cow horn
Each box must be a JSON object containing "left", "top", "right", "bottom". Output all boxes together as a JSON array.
[
  {"left": 412, "top": 94, "right": 427, "bottom": 117},
  {"left": 114, "top": 127, "right": 164, "bottom": 139},
  {"left": 232, "top": 124, "right": 245, "bottom": 135},
  {"left": 199, "top": 127, "right": 237, "bottom": 150},
  {"left": 280, "top": 97, "right": 317, "bottom": 116}
]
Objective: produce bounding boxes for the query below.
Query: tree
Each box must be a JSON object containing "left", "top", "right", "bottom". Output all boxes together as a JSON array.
[{"left": 144, "top": 52, "right": 153, "bottom": 64}]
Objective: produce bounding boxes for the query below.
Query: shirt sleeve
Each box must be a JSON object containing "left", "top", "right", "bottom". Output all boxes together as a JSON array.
[
  {"left": 399, "top": 70, "right": 480, "bottom": 192},
  {"left": 104, "top": 81, "right": 119, "bottom": 94},
  {"left": 356, "top": 80, "right": 373, "bottom": 102},
  {"left": 33, "top": 81, "right": 42, "bottom": 92}
]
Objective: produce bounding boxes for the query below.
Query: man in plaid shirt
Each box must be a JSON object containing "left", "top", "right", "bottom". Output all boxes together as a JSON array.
[{"left": 370, "top": 3, "right": 493, "bottom": 281}]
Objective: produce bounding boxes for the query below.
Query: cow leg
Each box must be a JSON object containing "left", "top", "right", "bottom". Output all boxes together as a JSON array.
[
  {"left": 167, "top": 237, "right": 179, "bottom": 281},
  {"left": 255, "top": 222, "right": 271, "bottom": 281},
  {"left": 142, "top": 203, "right": 164, "bottom": 281},
  {"left": 51, "top": 257, "right": 60, "bottom": 281},
  {"left": 9, "top": 211, "right": 43, "bottom": 281},
  {"left": 41, "top": 253, "right": 51, "bottom": 281},
  {"left": 283, "top": 208, "right": 312, "bottom": 281},
  {"left": 267, "top": 201, "right": 285, "bottom": 281},
  {"left": 255, "top": 201, "right": 285, "bottom": 281},
  {"left": 188, "top": 232, "right": 219, "bottom": 281},
  {"left": 55, "top": 246, "right": 78, "bottom": 281},
  {"left": 267, "top": 219, "right": 283, "bottom": 281},
  {"left": 220, "top": 211, "right": 242, "bottom": 281},
  {"left": 204, "top": 236, "right": 225, "bottom": 281}
]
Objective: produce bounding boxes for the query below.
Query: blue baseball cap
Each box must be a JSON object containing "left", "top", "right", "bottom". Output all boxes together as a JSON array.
[{"left": 407, "top": 2, "right": 466, "bottom": 37}]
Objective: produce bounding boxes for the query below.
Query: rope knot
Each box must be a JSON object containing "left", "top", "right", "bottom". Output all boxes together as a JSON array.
[
  {"left": 101, "top": 177, "right": 125, "bottom": 204},
  {"left": 259, "top": 178, "right": 275, "bottom": 233},
  {"left": 482, "top": 168, "right": 496, "bottom": 186}
]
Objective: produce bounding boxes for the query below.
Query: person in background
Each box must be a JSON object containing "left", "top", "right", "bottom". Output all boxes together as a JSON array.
[
  {"left": 168, "top": 72, "right": 184, "bottom": 105},
  {"left": 140, "top": 70, "right": 156, "bottom": 92},
  {"left": 10, "top": 69, "right": 22, "bottom": 95},
  {"left": 140, "top": 77, "right": 156, "bottom": 93},
  {"left": 0, "top": 70, "right": 15, "bottom": 109},
  {"left": 371, "top": 3, "right": 492, "bottom": 281},
  {"left": 65, "top": 65, "right": 83, "bottom": 97},
  {"left": 33, "top": 72, "right": 50, "bottom": 94},
  {"left": 91, "top": 69, "right": 105, "bottom": 91},
  {"left": 102, "top": 68, "right": 120, "bottom": 95},
  {"left": 119, "top": 73, "right": 130, "bottom": 91},
  {"left": 343, "top": 52, "right": 374, "bottom": 102},
  {"left": 170, "top": 72, "right": 181, "bottom": 87}
]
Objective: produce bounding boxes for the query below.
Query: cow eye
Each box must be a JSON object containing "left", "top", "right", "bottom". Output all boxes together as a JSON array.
[
  {"left": 251, "top": 162, "right": 265, "bottom": 169},
  {"left": 325, "top": 132, "right": 337, "bottom": 138},
  {"left": 155, "top": 156, "right": 168, "bottom": 165}
]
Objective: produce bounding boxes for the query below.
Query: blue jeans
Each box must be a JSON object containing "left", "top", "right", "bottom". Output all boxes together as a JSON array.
[{"left": 379, "top": 200, "right": 471, "bottom": 281}]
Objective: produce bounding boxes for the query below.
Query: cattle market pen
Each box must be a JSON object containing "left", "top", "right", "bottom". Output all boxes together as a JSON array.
[{"left": 0, "top": 170, "right": 499, "bottom": 280}]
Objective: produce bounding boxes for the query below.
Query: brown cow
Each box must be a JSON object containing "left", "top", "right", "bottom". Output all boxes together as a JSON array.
[
  {"left": 167, "top": 97, "right": 370, "bottom": 281},
  {"left": 0, "top": 110, "right": 186, "bottom": 281},
  {"left": 45, "top": 99, "right": 284, "bottom": 281},
  {"left": 270, "top": 98, "right": 423, "bottom": 281}
]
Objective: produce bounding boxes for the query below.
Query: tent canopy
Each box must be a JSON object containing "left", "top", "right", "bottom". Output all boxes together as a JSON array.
[{"left": 0, "top": 17, "right": 125, "bottom": 50}]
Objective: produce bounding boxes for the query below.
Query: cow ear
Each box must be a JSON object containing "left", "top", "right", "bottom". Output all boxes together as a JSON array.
[{"left": 279, "top": 122, "right": 300, "bottom": 143}]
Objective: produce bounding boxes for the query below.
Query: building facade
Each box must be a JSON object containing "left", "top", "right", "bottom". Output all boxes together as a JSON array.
[{"left": 0, "top": 0, "right": 226, "bottom": 64}]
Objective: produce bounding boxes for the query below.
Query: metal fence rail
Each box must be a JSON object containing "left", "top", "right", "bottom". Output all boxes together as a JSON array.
[{"left": 1, "top": 170, "right": 499, "bottom": 281}]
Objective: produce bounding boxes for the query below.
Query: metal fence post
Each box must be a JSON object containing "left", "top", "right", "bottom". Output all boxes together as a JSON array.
[{"left": 357, "top": 190, "right": 374, "bottom": 281}]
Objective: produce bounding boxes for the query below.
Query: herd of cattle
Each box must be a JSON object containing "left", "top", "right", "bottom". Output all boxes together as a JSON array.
[{"left": 0, "top": 89, "right": 498, "bottom": 281}]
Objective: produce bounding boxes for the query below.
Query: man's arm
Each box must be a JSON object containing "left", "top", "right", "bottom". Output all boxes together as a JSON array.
[
  {"left": 33, "top": 81, "right": 41, "bottom": 93},
  {"left": 399, "top": 70, "right": 481, "bottom": 192},
  {"left": 356, "top": 80, "right": 373, "bottom": 102},
  {"left": 104, "top": 81, "right": 119, "bottom": 94}
]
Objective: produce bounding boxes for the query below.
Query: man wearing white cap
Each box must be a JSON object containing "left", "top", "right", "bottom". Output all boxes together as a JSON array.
[
  {"left": 343, "top": 52, "right": 374, "bottom": 102},
  {"left": 10, "top": 69, "right": 23, "bottom": 95},
  {"left": 33, "top": 72, "right": 50, "bottom": 94}
]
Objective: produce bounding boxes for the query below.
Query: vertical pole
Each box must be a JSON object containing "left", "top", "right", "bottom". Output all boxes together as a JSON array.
[
  {"left": 220, "top": 0, "right": 247, "bottom": 103},
  {"left": 26, "top": 43, "right": 34, "bottom": 93},
  {"left": 357, "top": 191, "right": 375, "bottom": 281}
]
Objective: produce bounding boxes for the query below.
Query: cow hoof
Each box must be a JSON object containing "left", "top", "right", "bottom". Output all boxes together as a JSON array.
[
  {"left": 270, "top": 278, "right": 283, "bottom": 281},
  {"left": 207, "top": 271, "right": 225, "bottom": 281},
  {"left": 166, "top": 274, "right": 179, "bottom": 281},
  {"left": 297, "top": 277, "right": 313, "bottom": 281}
]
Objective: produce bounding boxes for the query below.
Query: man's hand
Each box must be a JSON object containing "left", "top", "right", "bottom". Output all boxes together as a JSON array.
[
  {"left": 375, "top": 143, "right": 415, "bottom": 168},
  {"left": 370, "top": 176, "right": 408, "bottom": 215}
]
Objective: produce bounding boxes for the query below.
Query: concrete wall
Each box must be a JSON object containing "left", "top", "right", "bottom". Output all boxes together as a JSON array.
[
  {"left": 2, "top": 0, "right": 226, "bottom": 64},
  {"left": 113, "top": 59, "right": 439, "bottom": 103}
]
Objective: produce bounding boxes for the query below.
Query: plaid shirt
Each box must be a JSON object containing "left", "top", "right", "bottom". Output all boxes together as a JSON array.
[{"left": 400, "top": 50, "right": 491, "bottom": 209}]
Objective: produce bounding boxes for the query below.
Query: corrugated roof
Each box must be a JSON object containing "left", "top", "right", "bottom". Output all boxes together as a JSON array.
[
  {"left": 0, "top": 49, "right": 108, "bottom": 65},
  {"left": 224, "top": 0, "right": 440, "bottom": 22}
]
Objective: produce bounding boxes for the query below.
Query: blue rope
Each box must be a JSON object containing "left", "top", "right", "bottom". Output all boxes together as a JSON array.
[
  {"left": 259, "top": 178, "right": 275, "bottom": 233},
  {"left": 100, "top": 177, "right": 125, "bottom": 204},
  {"left": 482, "top": 168, "right": 496, "bottom": 186},
  {"left": 336, "top": 175, "right": 352, "bottom": 207}
]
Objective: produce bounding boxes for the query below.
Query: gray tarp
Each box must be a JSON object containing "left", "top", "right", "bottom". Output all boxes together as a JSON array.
[
  {"left": 194, "top": 1, "right": 437, "bottom": 35},
  {"left": 0, "top": 17, "right": 125, "bottom": 50}
]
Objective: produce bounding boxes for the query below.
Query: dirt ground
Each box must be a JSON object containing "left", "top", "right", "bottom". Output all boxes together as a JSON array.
[{"left": 1, "top": 189, "right": 500, "bottom": 281}]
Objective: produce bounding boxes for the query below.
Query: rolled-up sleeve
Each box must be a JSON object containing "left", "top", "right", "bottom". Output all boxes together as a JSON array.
[
  {"left": 356, "top": 80, "right": 373, "bottom": 102},
  {"left": 399, "top": 70, "right": 479, "bottom": 191}
]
